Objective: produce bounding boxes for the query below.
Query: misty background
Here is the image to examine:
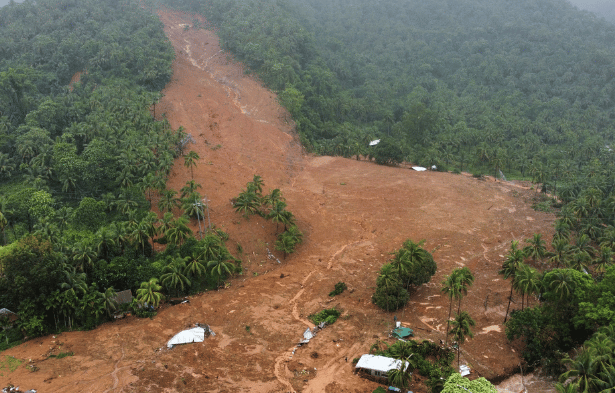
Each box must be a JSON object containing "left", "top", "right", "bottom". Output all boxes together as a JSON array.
[{"left": 0, "top": 0, "right": 614, "bottom": 23}]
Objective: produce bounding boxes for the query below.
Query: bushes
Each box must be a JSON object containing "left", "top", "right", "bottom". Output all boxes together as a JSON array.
[
  {"left": 308, "top": 308, "right": 341, "bottom": 325},
  {"left": 372, "top": 239, "right": 436, "bottom": 311},
  {"left": 329, "top": 282, "right": 347, "bottom": 297}
]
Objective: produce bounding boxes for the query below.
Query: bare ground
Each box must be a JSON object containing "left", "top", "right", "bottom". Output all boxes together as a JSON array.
[{"left": 1, "top": 10, "right": 557, "bottom": 393}]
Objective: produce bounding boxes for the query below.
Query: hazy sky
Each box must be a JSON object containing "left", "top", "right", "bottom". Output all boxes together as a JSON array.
[
  {"left": 0, "top": 0, "right": 25, "bottom": 8},
  {"left": 567, "top": 1, "right": 615, "bottom": 22},
  {"left": 0, "top": 0, "right": 613, "bottom": 22}
]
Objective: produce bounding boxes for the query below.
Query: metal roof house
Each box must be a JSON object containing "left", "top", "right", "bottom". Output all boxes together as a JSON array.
[{"left": 355, "top": 354, "right": 409, "bottom": 382}]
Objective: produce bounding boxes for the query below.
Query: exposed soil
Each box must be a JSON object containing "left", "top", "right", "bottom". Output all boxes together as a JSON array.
[{"left": 1, "top": 10, "right": 557, "bottom": 393}]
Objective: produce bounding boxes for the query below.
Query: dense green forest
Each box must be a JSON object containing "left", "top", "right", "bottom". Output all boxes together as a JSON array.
[{"left": 0, "top": 0, "right": 245, "bottom": 344}]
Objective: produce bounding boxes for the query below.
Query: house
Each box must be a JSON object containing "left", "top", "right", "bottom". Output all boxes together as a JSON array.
[
  {"left": 0, "top": 308, "right": 18, "bottom": 324},
  {"left": 355, "top": 354, "right": 409, "bottom": 383}
]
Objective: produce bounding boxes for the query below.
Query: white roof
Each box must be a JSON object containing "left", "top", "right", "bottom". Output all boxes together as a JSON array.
[
  {"left": 412, "top": 166, "right": 427, "bottom": 171},
  {"left": 460, "top": 364, "right": 471, "bottom": 376},
  {"left": 369, "top": 139, "right": 381, "bottom": 146},
  {"left": 355, "top": 354, "right": 408, "bottom": 373},
  {"left": 167, "top": 327, "right": 206, "bottom": 348}
]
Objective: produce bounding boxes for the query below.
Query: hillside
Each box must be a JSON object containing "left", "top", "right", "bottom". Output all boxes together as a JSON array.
[{"left": 1, "top": 10, "right": 557, "bottom": 393}]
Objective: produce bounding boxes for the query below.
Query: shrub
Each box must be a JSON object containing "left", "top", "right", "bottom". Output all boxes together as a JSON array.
[
  {"left": 329, "top": 282, "right": 347, "bottom": 297},
  {"left": 309, "top": 308, "right": 341, "bottom": 325}
]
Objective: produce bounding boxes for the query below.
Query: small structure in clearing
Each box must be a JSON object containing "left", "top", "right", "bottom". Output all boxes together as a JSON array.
[{"left": 355, "top": 354, "right": 409, "bottom": 383}]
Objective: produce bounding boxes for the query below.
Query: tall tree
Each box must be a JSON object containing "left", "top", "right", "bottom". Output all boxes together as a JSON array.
[
  {"left": 449, "top": 311, "right": 475, "bottom": 369},
  {"left": 499, "top": 240, "right": 525, "bottom": 323},
  {"left": 184, "top": 150, "right": 200, "bottom": 179}
]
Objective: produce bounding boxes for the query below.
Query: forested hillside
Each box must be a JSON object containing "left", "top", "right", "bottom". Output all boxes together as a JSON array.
[
  {"left": 167, "top": 0, "right": 615, "bottom": 191},
  {"left": 0, "top": 0, "right": 240, "bottom": 342}
]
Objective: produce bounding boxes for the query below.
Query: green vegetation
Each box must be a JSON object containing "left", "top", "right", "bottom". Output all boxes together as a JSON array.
[
  {"left": 48, "top": 351, "right": 74, "bottom": 359},
  {"left": 308, "top": 308, "right": 341, "bottom": 325},
  {"left": 372, "top": 239, "right": 437, "bottom": 311},
  {"left": 0, "top": 356, "right": 22, "bottom": 375},
  {"left": 233, "top": 175, "right": 303, "bottom": 260},
  {"left": 328, "top": 282, "right": 347, "bottom": 297},
  {"left": 441, "top": 373, "right": 496, "bottom": 393},
  {"left": 373, "top": 339, "right": 454, "bottom": 393}
]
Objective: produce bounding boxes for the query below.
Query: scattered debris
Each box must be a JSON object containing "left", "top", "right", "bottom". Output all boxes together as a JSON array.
[
  {"left": 266, "top": 248, "right": 281, "bottom": 264},
  {"left": 167, "top": 324, "right": 215, "bottom": 349},
  {"left": 460, "top": 364, "right": 471, "bottom": 377},
  {"left": 412, "top": 166, "right": 427, "bottom": 171},
  {"left": 168, "top": 297, "right": 190, "bottom": 305}
]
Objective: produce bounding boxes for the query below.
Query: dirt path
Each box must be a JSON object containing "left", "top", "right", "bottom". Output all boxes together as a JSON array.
[{"left": 2, "top": 10, "right": 557, "bottom": 393}]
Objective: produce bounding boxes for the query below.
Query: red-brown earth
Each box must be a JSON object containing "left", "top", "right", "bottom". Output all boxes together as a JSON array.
[{"left": 1, "top": 10, "right": 557, "bottom": 393}]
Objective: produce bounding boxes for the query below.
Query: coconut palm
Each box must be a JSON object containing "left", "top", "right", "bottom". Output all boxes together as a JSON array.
[
  {"left": 499, "top": 241, "right": 526, "bottom": 323},
  {"left": 550, "top": 237, "right": 572, "bottom": 269},
  {"left": 559, "top": 347, "right": 601, "bottom": 393},
  {"left": 158, "top": 189, "right": 181, "bottom": 213},
  {"left": 165, "top": 215, "right": 193, "bottom": 247},
  {"left": 548, "top": 269, "right": 575, "bottom": 302},
  {"left": 442, "top": 272, "right": 462, "bottom": 346},
  {"left": 160, "top": 258, "right": 191, "bottom": 296},
  {"left": 449, "top": 311, "right": 475, "bottom": 369},
  {"left": 593, "top": 245, "right": 614, "bottom": 275},
  {"left": 72, "top": 242, "right": 97, "bottom": 273},
  {"left": 512, "top": 263, "right": 541, "bottom": 310},
  {"left": 454, "top": 267, "right": 474, "bottom": 314},
  {"left": 102, "top": 287, "right": 119, "bottom": 318},
  {"left": 267, "top": 200, "right": 289, "bottom": 232},
  {"left": 208, "top": 259, "right": 236, "bottom": 289},
  {"left": 184, "top": 150, "right": 200, "bottom": 179},
  {"left": 524, "top": 233, "right": 548, "bottom": 263},
  {"left": 136, "top": 278, "right": 164, "bottom": 308},
  {"left": 184, "top": 251, "right": 207, "bottom": 279}
]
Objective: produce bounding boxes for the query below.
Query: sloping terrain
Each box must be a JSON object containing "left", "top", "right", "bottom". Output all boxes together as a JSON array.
[{"left": 1, "top": 10, "right": 556, "bottom": 393}]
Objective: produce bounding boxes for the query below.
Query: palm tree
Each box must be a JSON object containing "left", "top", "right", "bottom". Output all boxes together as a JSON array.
[
  {"left": 165, "top": 215, "right": 193, "bottom": 246},
  {"left": 441, "top": 272, "right": 462, "bottom": 346},
  {"left": 559, "top": 347, "right": 601, "bottom": 393},
  {"left": 454, "top": 267, "right": 474, "bottom": 314},
  {"left": 72, "top": 242, "right": 97, "bottom": 273},
  {"left": 262, "top": 188, "right": 284, "bottom": 210},
  {"left": 512, "top": 263, "right": 541, "bottom": 310},
  {"left": 208, "top": 259, "right": 236, "bottom": 289},
  {"left": 550, "top": 237, "right": 572, "bottom": 269},
  {"left": 267, "top": 200, "right": 289, "bottom": 232},
  {"left": 593, "top": 245, "right": 614, "bottom": 275},
  {"left": 499, "top": 241, "right": 526, "bottom": 323},
  {"left": 184, "top": 251, "right": 207, "bottom": 279},
  {"left": 387, "top": 360, "right": 412, "bottom": 391},
  {"left": 180, "top": 180, "right": 202, "bottom": 199},
  {"left": 548, "top": 269, "right": 575, "bottom": 302},
  {"left": 95, "top": 226, "right": 117, "bottom": 260},
  {"left": 160, "top": 258, "right": 191, "bottom": 296},
  {"left": 136, "top": 278, "right": 164, "bottom": 308},
  {"left": 250, "top": 174, "right": 264, "bottom": 195},
  {"left": 0, "top": 211, "right": 7, "bottom": 246},
  {"left": 158, "top": 189, "right": 181, "bottom": 213},
  {"left": 441, "top": 267, "right": 474, "bottom": 345},
  {"left": 102, "top": 287, "right": 119, "bottom": 318},
  {"left": 568, "top": 250, "right": 592, "bottom": 273},
  {"left": 233, "top": 190, "right": 261, "bottom": 217},
  {"left": 524, "top": 233, "right": 548, "bottom": 264},
  {"left": 184, "top": 150, "right": 200, "bottom": 179},
  {"left": 449, "top": 311, "right": 475, "bottom": 369}
]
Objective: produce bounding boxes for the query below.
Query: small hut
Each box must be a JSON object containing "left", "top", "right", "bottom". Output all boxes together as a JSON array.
[{"left": 355, "top": 354, "right": 408, "bottom": 383}]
